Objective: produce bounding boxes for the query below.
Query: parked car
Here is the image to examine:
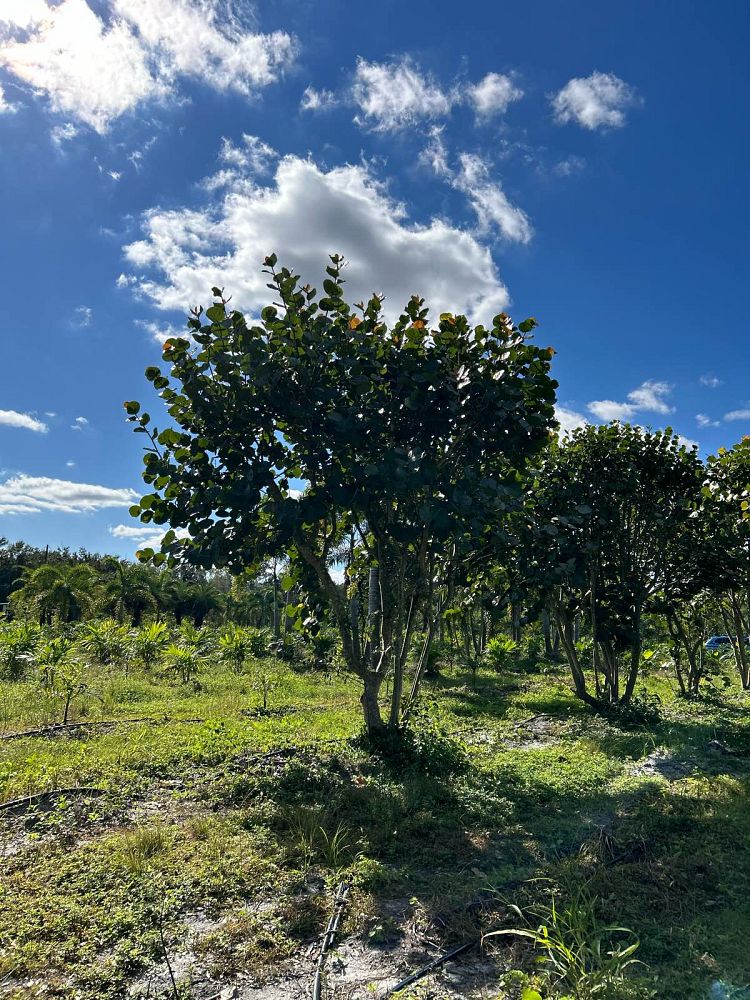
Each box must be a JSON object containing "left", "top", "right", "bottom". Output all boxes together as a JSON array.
[{"left": 705, "top": 635, "right": 750, "bottom": 651}]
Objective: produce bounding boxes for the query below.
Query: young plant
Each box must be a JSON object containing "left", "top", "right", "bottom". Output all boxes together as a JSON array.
[
  {"left": 163, "top": 643, "right": 202, "bottom": 685},
  {"left": 130, "top": 620, "right": 170, "bottom": 670},
  {"left": 219, "top": 625, "right": 251, "bottom": 674},
  {"left": 76, "top": 618, "right": 129, "bottom": 666},
  {"left": 0, "top": 621, "right": 40, "bottom": 680},
  {"left": 488, "top": 883, "right": 645, "bottom": 999}
]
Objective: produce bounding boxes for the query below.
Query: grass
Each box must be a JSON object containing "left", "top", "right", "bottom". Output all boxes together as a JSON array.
[{"left": 1, "top": 653, "right": 750, "bottom": 998}]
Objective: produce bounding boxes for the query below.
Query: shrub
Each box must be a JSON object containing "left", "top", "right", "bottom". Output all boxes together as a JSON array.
[{"left": 484, "top": 635, "right": 520, "bottom": 671}]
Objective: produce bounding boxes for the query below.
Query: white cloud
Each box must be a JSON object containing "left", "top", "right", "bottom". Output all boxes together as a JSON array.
[
  {"left": 0, "top": 1, "right": 49, "bottom": 29},
  {"left": 724, "top": 408, "right": 750, "bottom": 422},
  {"left": 135, "top": 319, "right": 184, "bottom": 344},
  {"left": 352, "top": 57, "right": 452, "bottom": 131},
  {"left": 203, "top": 133, "right": 277, "bottom": 191},
  {"left": 72, "top": 304, "right": 92, "bottom": 327},
  {"left": 677, "top": 435, "right": 699, "bottom": 451},
  {"left": 66, "top": 460, "right": 76, "bottom": 467},
  {"left": 556, "top": 406, "right": 588, "bottom": 436},
  {"left": 110, "top": 522, "right": 189, "bottom": 551},
  {"left": 50, "top": 121, "right": 79, "bottom": 146},
  {"left": 0, "top": 0, "right": 297, "bottom": 133},
  {"left": 588, "top": 380, "right": 674, "bottom": 423},
  {"left": 700, "top": 374, "right": 722, "bottom": 388},
  {"left": 300, "top": 86, "right": 337, "bottom": 112},
  {"left": 696, "top": 413, "right": 720, "bottom": 428},
  {"left": 71, "top": 416, "right": 89, "bottom": 431},
  {"left": 552, "top": 71, "right": 639, "bottom": 130},
  {"left": 553, "top": 155, "right": 585, "bottom": 177},
  {"left": 0, "top": 409, "right": 48, "bottom": 433},
  {"left": 421, "top": 132, "right": 532, "bottom": 244},
  {"left": 626, "top": 379, "right": 673, "bottom": 414},
  {"left": 110, "top": 523, "right": 161, "bottom": 541},
  {"left": 587, "top": 399, "right": 637, "bottom": 422},
  {"left": 122, "top": 149, "right": 510, "bottom": 325},
  {"left": 454, "top": 153, "right": 533, "bottom": 243},
  {"left": 468, "top": 72, "right": 523, "bottom": 119},
  {"left": 0, "top": 474, "right": 137, "bottom": 515}
]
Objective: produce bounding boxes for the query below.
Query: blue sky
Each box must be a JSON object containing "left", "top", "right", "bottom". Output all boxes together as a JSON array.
[{"left": 0, "top": 0, "right": 748, "bottom": 558}]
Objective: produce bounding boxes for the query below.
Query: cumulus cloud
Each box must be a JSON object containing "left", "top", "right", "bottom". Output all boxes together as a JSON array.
[
  {"left": 587, "top": 399, "right": 637, "bottom": 422},
  {"left": 352, "top": 57, "right": 452, "bottom": 131},
  {"left": 0, "top": 474, "right": 137, "bottom": 515},
  {"left": 0, "top": 409, "right": 48, "bottom": 433},
  {"left": 588, "top": 380, "right": 674, "bottom": 422},
  {"left": 556, "top": 406, "right": 588, "bottom": 436},
  {"left": 0, "top": 0, "right": 297, "bottom": 133},
  {"left": 696, "top": 413, "right": 720, "bottom": 428},
  {"left": 71, "top": 416, "right": 89, "bottom": 431},
  {"left": 300, "top": 86, "right": 337, "bottom": 112},
  {"left": 724, "top": 408, "right": 750, "bottom": 422},
  {"left": 626, "top": 380, "right": 673, "bottom": 415},
  {"left": 467, "top": 72, "right": 523, "bottom": 119},
  {"left": 699, "top": 374, "right": 722, "bottom": 388},
  {"left": 552, "top": 71, "right": 639, "bottom": 130},
  {"left": 122, "top": 147, "right": 510, "bottom": 324}
]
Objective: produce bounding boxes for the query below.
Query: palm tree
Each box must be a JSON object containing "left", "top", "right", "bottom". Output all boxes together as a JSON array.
[
  {"left": 182, "top": 581, "right": 223, "bottom": 627},
  {"left": 12, "top": 564, "right": 97, "bottom": 624},
  {"left": 101, "top": 560, "right": 158, "bottom": 625}
]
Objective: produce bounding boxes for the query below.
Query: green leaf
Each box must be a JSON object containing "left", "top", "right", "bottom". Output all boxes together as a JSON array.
[
  {"left": 521, "top": 989, "right": 543, "bottom": 1000},
  {"left": 206, "top": 304, "right": 225, "bottom": 323}
]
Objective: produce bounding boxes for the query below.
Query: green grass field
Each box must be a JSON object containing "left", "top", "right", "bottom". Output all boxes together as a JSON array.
[{"left": 1, "top": 655, "right": 749, "bottom": 999}]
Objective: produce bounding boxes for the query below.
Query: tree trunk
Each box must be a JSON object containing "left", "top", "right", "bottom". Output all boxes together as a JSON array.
[{"left": 542, "top": 608, "right": 553, "bottom": 659}]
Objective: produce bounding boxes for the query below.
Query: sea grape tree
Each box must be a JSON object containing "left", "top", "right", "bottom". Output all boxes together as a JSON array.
[
  {"left": 525, "top": 423, "right": 704, "bottom": 707},
  {"left": 126, "top": 255, "right": 557, "bottom": 738}
]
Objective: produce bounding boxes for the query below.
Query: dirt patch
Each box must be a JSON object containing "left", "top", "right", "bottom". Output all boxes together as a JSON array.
[{"left": 631, "top": 749, "right": 697, "bottom": 782}]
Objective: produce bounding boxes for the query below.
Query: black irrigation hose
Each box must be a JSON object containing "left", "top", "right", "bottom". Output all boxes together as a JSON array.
[
  {"left": 0, "top": 699, "right": 357, "bottom": 742},
  {"left": 0, "top": 786, "right": 104, "bottom": 812},
  {"left": 311, "top": 880, "right": 350, "bottom": 1000},
  {"left": 0, "top": 716, "right": 205, "bottom": 741},
  {"left": 384, "top": 939, "right": 479, "bottom": 997}
]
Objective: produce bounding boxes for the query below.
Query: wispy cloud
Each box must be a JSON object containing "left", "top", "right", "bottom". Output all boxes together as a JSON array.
[
  {"left": 696, "top": 413, "right": 719, "bottom": 428},
  {"left": 0, "top": 409, "right": 48, "bottom": 433},
  {"left": 699, "top": 374, "right": 722, "bottom": 388},
  {"left": 70, "top": 416, "right": 89, "bottom": 431},
  {"left": 0, "top": 473, "right": 137, "bottom": 514},
  {"left": 421, "top": 131, "right": 532, "bottom": 244},
  {"left": 299, "top": 86, "right": 337, "bottom": 113},
  {"left": 552, "top": 71, "right": 639, "bottom": 130},
  {"left": 724, "top": 408, "right": 750, "bottom": 422},
  {"left": 72, "top": 305, "right": 92, "bottom": 327}
]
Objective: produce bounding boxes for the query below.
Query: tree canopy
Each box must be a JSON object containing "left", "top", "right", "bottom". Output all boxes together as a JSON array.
[{"left": 127, "top": 254, "right": 558, "bottom": 736}]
